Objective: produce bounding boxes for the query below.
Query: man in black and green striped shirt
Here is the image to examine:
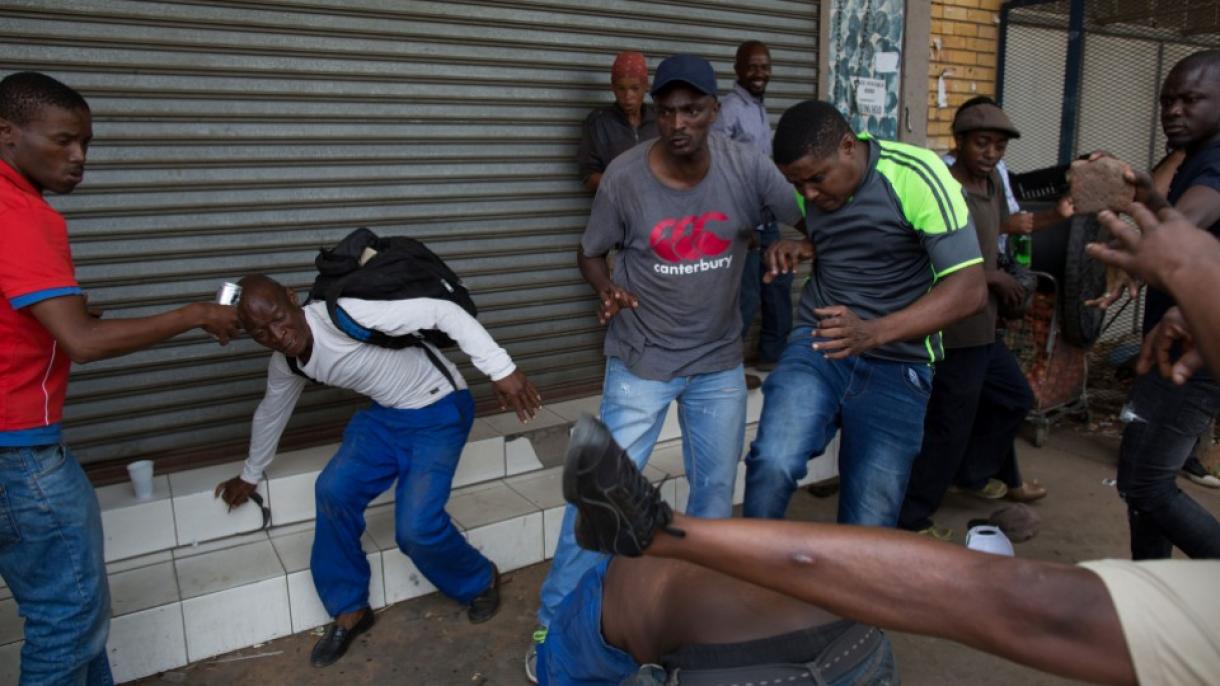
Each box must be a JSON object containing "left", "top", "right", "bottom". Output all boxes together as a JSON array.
[{"left": 743, "top": 100, "right": 987, "bottom": 526}]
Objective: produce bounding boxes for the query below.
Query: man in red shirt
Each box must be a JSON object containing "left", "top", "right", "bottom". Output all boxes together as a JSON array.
[{"left": 0, "top": 71, "right": 238, "bottom": 684}]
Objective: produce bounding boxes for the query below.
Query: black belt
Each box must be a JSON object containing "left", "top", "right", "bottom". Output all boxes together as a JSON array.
[{"left": 666, "top": 623, "right": 884, "bottom": 686}]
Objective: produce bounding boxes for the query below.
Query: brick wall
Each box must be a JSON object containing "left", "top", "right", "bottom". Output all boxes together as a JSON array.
[{"left": 927, "top": 0, "right": 1002, "bottom": 152}]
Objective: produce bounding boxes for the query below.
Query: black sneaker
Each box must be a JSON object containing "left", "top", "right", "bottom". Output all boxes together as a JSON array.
[{"left": 562, "top": 415, "right": 681, "bottom": 556}]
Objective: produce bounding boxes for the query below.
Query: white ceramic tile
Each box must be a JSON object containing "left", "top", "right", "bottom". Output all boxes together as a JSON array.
[
  {"left": 263, "top": 444, "right": 335, "bottom": 479},
  {"left": 543, "top": 505, "right": 565, "bottom": 560},
  {"left": 0, "top": 598, "right": 21, "bottom": 646},
  {"left": 97, "top": 474, "right": 172, "bottom": 510},
  {"left": 482, "top": 407, "right": 568, "bottom": 436},
  {"left": 106, "top": 550, "right": 173, "bottom": 575},
  {"left": 266, "top": 471, "right": 322, "bottom": 527},
  {"left": 447, "top": 481, "right": 538, "bottom": 530},
  {"left": 181, "top": 576, "right": 291, "bottom": 662},
  {"left": 505, "top": 436, "right": 543, "bottom": 476},
  {"left": 109, "top": 561, "right": 179, "bottom": 617},
  {"left": 804, "top": 433, "right": 841, "bottom": 485},
  {"left": 98, "top": 477, "right": 177, "bottom": 563},
  {"left": 173, "top": 530, "right": 269, "bottom": 560},
  {"left": 647, "top": 440, "right": 686, "bottom": 478},
  {"left": 505, "top": 466, "right": 564, "bottom": 510},
  {"left": 381, "top": 550, "right": 438, "bottom": 605},
  {"left": 0, "top": 641, "right": 21, "bottom": 684},
  {"left": 658, "top": 403, "right": 682, "bottom": 441},
  {"left": 468, "top": 418, "right": 499, "bottom": 442},
  {"left": 107, "top": 603, "right": 187, "bottom": 683},
  {"left": 545, "top": 395, "right": 602, "bottom": 422},
  {"left": 175, "top": 539, "right": 284, "bottom": 599},
  {"left": 673, "top": 477, "right": 690, "bottom": 513},
  {"left": 659, "top": 479, "right": 679, "bottom": 511},
  {"left": 364, "top": 504, "right": 405, "bottom": 552},
  {"left": 284, "top": 570, "right": 331, "bottom": 633},
  {"left": 466, "top": 512, "right": 544, "bottom": 573},
  {"left": 452, "top": 436, "right": 505, "bottom": 488},
  {"left": 169, "top": 461, "right": 269, "bottom": 546},
  {"left": 269, "top": 464, "right": 398, "bottom": 527},
  {"left": 733, "top": 460, "right": 748, "bottom": 507},
  {"left": 746, "top": 383, "right": 766, "bottom": 425},
  {"left": 369, "top": 482, "right": 396, "bottom": 508}
]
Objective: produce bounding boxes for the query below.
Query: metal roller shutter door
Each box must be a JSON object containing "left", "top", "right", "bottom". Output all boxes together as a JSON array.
[{"left": 0, "top": 0, "right": 818, "bottom": 477}]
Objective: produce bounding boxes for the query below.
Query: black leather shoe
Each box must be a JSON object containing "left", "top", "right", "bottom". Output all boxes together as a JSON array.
[
  {"left": 563, "top": 415, "right": 681, "bottom": 557},
  {"left": 467, "top": 563, "right": 501, "bottom": 624},
  {"left": 310, "top": 609, "right": 374, "bottom": 668}
]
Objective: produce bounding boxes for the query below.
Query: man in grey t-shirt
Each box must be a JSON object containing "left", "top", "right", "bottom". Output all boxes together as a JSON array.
[{"left": 530, "top": 53, "right": 802, "bottom": 660}]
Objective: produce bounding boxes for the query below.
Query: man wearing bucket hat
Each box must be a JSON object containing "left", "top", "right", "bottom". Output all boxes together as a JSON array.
[
  {"left": 528, "top": 53, "right": 803, "bottom": 682},
  {"left": 898, "top": 102, "right": 1047, "bottom": 540},
  {"left": 0, "top": 71, "right": 238, "bottom": 684}
]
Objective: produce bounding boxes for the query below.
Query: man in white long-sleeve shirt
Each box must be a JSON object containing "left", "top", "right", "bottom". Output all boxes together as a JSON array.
[{"left": 214, "top": 274, "right": 542, "bottom": 668}]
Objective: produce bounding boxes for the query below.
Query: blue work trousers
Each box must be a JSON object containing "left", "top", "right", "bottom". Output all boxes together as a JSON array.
[{"left": 311, "top": 391, "right": 493, "bottom": 616}]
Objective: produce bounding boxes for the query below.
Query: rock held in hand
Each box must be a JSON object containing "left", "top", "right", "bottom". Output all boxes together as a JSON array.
[{"left": 1070, "top": 157, "right": 1134, "bottom": 214}]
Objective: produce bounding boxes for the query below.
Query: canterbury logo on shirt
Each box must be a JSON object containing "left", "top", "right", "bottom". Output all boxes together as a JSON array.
[{"left": 648, "top": 211, "right": 735, "bottom": 275}]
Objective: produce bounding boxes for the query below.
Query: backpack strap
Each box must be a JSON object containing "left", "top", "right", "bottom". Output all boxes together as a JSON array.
[
  {"left": 328, "top": 304, "right": 460, "bottom": 392},
  {"left": 285, "top": 355, "right": 318, "bottom": 383}
]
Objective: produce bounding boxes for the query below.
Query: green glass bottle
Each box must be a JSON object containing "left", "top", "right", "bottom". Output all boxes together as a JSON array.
[{"left": 1012, "top": 234, "right": 1032, "bottom": 268}]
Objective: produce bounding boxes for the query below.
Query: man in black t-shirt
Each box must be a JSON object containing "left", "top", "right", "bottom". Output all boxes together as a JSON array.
[{"left": 1116, "top": 50, "right": 1220, "bottom": 560}]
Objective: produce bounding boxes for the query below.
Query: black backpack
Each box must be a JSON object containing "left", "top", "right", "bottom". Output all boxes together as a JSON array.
[{"left": 289, "top": 227, "right": 477, "bottom": 390}]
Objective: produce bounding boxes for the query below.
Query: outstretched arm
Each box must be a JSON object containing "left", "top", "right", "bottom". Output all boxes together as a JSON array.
[
  {"left": 647, "top": 514, "right": 1135, "bottom": 685},
  {"left": 29, "top": 295, "right": 238, "bottom": 363}
]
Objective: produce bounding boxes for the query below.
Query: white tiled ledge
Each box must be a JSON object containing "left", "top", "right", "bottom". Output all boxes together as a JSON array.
[{"left": 1, "top": 377, "right": 844, "bottom": 684}]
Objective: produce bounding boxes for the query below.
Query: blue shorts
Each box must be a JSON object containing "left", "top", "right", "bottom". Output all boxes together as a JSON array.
[{"left": 537, "top": 558, "right": 638, "bottom": 685}]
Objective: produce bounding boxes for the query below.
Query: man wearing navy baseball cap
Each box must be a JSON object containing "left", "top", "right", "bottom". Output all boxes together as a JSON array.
[{"left": 527, "top": 53, "right": 803, "bottom": 681}]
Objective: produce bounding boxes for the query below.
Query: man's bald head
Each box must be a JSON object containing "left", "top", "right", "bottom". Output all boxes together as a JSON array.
[
  {"left": 235, "top": 274, "right": 312, "bottom": 357},
  {"left": 236, "top": 274, "right": 293, "bottom": 325}
]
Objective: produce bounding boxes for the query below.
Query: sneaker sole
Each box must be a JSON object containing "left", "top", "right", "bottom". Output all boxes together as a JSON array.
[
  {"left": 562, "top": 415, "right": 641, "bottom": 554},
  {"left": 562, "top": 415, "right": 606, "bottom": 505}
]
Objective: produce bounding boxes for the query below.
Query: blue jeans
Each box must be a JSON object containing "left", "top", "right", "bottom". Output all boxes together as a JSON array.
[
  {"left": 0, "top": 445, "right": 113, "bottom": 686},
  {"left": 311, "top": 391, "right": 494, "bottom": 615},
  {"left": 537, "top": 358, "right": 746, "bottom": 625},
  {"left": 1117, "top": 372, "right": 1220, "bottom": 559},
  {"left": 744, "top": 327, "right": 933, "bottom": 524},
  {"left": 740, "top": 222, "right": 794, "bottom": 363}
]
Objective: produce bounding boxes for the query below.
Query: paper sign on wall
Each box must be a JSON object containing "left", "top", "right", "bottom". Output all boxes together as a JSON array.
[
  {"left": 873, "top": 52, "right": 900, "bottom": 74},
  {"left": 852, "top": 77, "right": 887, "bottom": 117}
]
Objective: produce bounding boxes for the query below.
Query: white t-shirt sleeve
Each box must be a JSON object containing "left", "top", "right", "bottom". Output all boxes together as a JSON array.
[
  {"left": 1080, "top": 559, "right": 1220, "bottom": 686},
  {"left": 242, "top": 353, "right": 307, "bottom": 484},
  {"left": 339, "top": 298, "right": 516, "bottom": 382}
]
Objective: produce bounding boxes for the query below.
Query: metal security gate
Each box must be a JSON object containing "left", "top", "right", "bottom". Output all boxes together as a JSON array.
[
  {"left": 997, "top": 0, "right": 1220, "bottom": 417},
  {"left": 0, "top": 0, "right": 819, "bottom": 478}
]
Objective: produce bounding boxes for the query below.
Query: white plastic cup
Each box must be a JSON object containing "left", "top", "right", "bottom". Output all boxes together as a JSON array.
[
  {"left": 965, "top": 524, "right": 1015, "bottom": 557},
  {"left": 127, "top": 460, "right": 155, "bottom": 500}
]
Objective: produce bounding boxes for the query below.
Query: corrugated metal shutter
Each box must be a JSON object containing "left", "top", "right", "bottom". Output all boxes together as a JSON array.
[{"left": 0, "top": 0, "right": 818, "bottom": 473}]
